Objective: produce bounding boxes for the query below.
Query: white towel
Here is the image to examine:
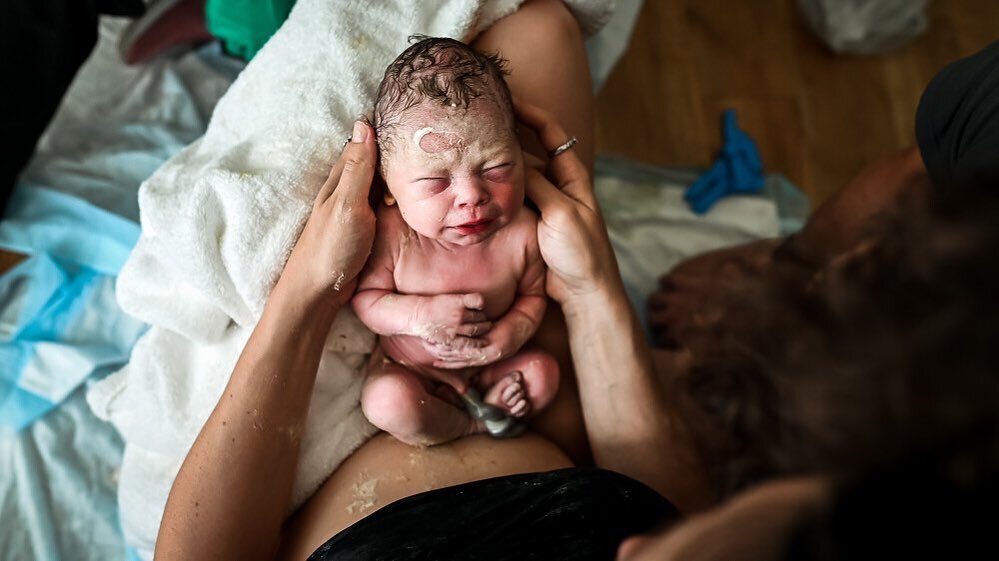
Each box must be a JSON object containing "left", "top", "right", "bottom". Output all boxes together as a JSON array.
[{"left": 85, "top": 1, "right": 613, "bottom": 558}]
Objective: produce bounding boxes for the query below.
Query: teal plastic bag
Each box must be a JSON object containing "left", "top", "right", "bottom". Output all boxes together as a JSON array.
[{"left": 206, "top": 0, "right": 297, "bottom": 60}]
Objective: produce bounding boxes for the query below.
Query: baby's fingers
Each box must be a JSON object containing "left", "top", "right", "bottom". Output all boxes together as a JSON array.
[
  {"left": 461, "top": 309, "right": 489, "bottom": 324},
  {"left": 461, "top": 293, "right": 485, "bottom": 310},
  {"left": 447, "top": 336, "right": 489, "bottom": 351},
  {"left": 434, "top": 357, "right": 489, "bottom": 369},
  {"left": 456, "top": 321, "right": 492, "bottom": 337},
  {"left": 426, "top": 337, "right": 487, "bottom": 360}
]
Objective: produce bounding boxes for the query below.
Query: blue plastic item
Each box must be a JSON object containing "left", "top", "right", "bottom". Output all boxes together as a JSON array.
[
  {"left": 0, "top": 254, "right": 146, "bottom": 431},
  {"left": 0, "top": 185, "right": 140, "bottom": 275},
  {"left": 684, "top": 110, "right": 765, "bottom": 214},
  {"left": 0, "top": 183, "right": 145, "bottom": 431}
]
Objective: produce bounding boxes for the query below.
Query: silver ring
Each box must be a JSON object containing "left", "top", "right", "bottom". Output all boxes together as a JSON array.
[{"left": 548, "top": 136, "right": 578, "bottom": 158}]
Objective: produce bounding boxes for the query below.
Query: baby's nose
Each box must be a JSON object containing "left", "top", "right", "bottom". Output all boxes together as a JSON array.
[{"left": 453, "top": 177, "right": 490, "bottom": 207}]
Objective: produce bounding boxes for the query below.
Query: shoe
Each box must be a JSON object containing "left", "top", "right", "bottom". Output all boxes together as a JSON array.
[{"left": 119, "top": 0, "right": 213, "bottom": 65}]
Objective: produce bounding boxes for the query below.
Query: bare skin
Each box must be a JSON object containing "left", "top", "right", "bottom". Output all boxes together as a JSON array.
[
  {"left": 649, "top": 146, "right": 928, "bottom": 350},
  {"left": 616, "top": 477, "right": 830, "bottom": 561},
  {"left": 278, "top": 432, "right": 573, "bottom": 560},
  {"left": 156, "top": 99, "right": 710, "bottom": 560},
  {"left": 353, "top": 98, "right": 559, "bottom": 445},
  {"left": 516, "top": 101, "right": 713, "bottom": 512},
  {"left": 156, "top": 0, "right": 703, "bottom": 560},
  {"left": 155, "top": 120, "right": 380, "bottom": 561}
]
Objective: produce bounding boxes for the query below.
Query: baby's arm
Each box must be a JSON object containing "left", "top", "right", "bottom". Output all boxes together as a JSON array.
[
  {"left": 433, "top": 230, "right": 547, "bottom": 368},
  {"left": 352, "top": 216, "right": 492, "bottom": 342}
]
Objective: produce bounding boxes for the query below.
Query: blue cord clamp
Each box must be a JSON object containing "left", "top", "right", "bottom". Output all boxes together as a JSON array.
[{"left": 684, "top": 109, "right": 765, "bottom": 214}]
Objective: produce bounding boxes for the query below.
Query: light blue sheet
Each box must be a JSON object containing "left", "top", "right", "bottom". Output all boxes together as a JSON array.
[
  {"left": 0, "top": 253, "right": 146, "bottom": 431},
  {"left": 0, "top": 181, "right": 147, "bottom": 431},
  {"left": 0, "top": 387, "right": 127, "bottom": 560},
  {"left": 0, "top": 19, "right": 241, "bottom": 561},
  {"left": 0, "top": 185, "right": 140, "bottom": 276}
]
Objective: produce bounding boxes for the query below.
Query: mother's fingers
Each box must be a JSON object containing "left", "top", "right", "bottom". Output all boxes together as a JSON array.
[
  {"left": 525, "top": 168, "right": 568, "bottom": 214},
  {"left": 315, "top": 120, "right": 377, "bottom": 208},
  {"left": 514, "top": 100, "right": 591, "bottom": 201}
]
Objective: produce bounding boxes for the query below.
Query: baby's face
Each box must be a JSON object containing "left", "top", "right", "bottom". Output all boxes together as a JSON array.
[{"left": 382, "top": 99, "right": 524, "bottom": 246}]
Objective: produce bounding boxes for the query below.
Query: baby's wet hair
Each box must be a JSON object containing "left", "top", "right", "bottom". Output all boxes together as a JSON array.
[{"left": 373, "top": 36, "right": 514, "bottom": 157}]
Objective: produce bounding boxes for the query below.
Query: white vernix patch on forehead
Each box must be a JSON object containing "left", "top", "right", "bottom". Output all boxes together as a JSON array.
[
  {"left": 415, "top": 130, "right": 467, "bottom": 154},
  {"left": 413, "top": 127, "right": 434, "bottom": 146}
]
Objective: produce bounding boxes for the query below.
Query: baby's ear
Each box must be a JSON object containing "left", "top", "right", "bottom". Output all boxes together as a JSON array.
[{"left": 384, "top": 191, "right": 397, "bottom": 206}]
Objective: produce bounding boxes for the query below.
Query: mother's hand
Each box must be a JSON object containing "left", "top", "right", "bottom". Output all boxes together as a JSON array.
[
  {"left": 516, "top": 101, "right": 622, "bottom": 306},
  {"left": 280, "top": 121, "right": 378, "bottom": 307}
]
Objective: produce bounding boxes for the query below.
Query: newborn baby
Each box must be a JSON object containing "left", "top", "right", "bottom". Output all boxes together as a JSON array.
[{"left": 352, "top": 37, "right": 559, "bottom": 446}]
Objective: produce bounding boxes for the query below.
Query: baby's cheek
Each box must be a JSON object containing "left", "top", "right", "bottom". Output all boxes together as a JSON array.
[
  {"left": 403, "top": 200, "right": 452, "bottom": 234},
  {"left": 493, "top": 183, "right": 524, "bottom": 216}
]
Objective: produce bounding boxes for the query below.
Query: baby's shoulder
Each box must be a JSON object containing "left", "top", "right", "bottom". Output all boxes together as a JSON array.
[
  {"left": 491, "top": 207, "right": 540, "bottom": 265},
  {"left": 509, "top": 207, "right": 540, "bottom": 250},
  {"left": 372, "top": 204, "right": 415, "bottom": 259}
]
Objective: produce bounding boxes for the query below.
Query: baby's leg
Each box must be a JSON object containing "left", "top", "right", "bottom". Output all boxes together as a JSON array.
[
  {"left": 362, "top": 359, "right": 477, "bottom": 447},
  {"left": 477, "top": 350, "right": 559, "bottom": 419}
]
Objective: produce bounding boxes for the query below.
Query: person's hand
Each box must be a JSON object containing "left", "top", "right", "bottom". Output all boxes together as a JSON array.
[
  {"left": 428, "top": 327, "right": 515, "bottom": 369},
  {"left": 411, "top": 293, "right": 493, "bottom": 344},
  {"left": 279, "top": 121, "right": 377, "bottom": 307},
  {"left": 516, "top": 101, "right": 622, "bottom": 305},
  {"left": 422, "top": 335, "right": 495, "bottom": 368}
]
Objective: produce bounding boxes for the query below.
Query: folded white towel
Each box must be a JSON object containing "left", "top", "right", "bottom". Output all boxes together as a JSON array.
[{"left": 86, "top": 1, "right": 613, "bottom": 557}]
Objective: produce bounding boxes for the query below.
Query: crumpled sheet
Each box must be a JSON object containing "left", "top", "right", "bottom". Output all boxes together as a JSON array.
[
  {"left": 0, "top": 387, "right": 127, "bottom": 561},
  {"left": 594, "top": 156, "right": 808, "bottom": 339},
  {"left": 0, "top": 251, "right": 145, "bottom": 431},
  {"left": 0, "top": 18, "right": 239, "bottom": 561}
]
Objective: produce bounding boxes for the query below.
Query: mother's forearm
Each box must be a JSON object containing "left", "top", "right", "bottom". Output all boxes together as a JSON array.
[
  {"left": 155, "top": 280, "right": 339, "bottom": 561},
  {"left": 563, "top": 283, "right": 711, "bottom": 512}
]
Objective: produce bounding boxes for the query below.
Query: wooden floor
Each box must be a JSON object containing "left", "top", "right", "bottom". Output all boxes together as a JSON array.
[{"left": 595, "top": 0, "right": 999, "bottom": 206}]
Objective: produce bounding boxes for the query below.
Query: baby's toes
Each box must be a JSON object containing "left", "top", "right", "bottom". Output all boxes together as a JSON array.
[
  {"left": 508, "top": 397, "right": 530, "bottom": 418},
  {"left": 501, "top": 380, "right": 525, "bottom": 405}
]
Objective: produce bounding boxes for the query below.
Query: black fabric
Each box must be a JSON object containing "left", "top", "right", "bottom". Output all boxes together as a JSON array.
[
  {"left": 0, "top": 0, "right": 144, "bottom": 216},
  {"left": 915, "top": 40, "right": 999, "bottom": 189},
  {"left": 308, "top": 468, "right": 679, "bottom": 561}
]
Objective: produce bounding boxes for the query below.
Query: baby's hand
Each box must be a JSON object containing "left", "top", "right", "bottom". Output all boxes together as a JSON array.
[
  {"left": 421, "top": 335, "right": 490, "bottom": 365},
  {"left": 430, "top": 328, "right": 517, "bottom": 369},
  {"left": 429, "top": 304, "right": 539, "bottom": 369},
  {"left": 411, "top": 293, "right": 493, "bottom": 344}
]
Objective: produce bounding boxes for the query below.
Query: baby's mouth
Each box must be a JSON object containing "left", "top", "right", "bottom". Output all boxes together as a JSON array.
[{"left": 451, "top": 218, "right": 494, "bottom": 235}]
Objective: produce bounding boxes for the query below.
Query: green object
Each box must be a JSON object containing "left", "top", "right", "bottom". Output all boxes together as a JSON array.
[{"left": 205, "top": 0, "right": 297, "bottom": 61}]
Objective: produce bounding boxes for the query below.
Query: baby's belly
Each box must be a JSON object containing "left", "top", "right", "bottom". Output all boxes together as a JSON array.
[
  {"left": 380, "top": 334, "right": 437, "bottom": 372},
  {"left": 379, "top": 334, "right": 481, "bottom": 382}
]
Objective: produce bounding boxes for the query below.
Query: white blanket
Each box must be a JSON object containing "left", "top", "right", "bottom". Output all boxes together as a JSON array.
[{"left": 86, "top": 1, "right": 613, "bottom": 558}]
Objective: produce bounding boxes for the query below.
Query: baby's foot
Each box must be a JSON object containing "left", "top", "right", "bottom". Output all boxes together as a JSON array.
[{"left": 483, "top": 371, "right": 530, "bottom": 418}]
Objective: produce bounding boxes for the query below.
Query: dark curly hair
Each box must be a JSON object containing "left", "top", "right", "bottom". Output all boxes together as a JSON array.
[
  {"left": 373, "top": 36, "right": 514, "bottom": 158},
  {"left": 676, "top": 177, "right": 999, "bottom": 501}
]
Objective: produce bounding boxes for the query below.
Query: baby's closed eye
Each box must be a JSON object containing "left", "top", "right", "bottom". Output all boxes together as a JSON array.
[
  {"left": 483, "top": 163, "right": 513, "bottom": 183},
  {"left": 417, "top": 177, "right": 450, "bottom": 194}
]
